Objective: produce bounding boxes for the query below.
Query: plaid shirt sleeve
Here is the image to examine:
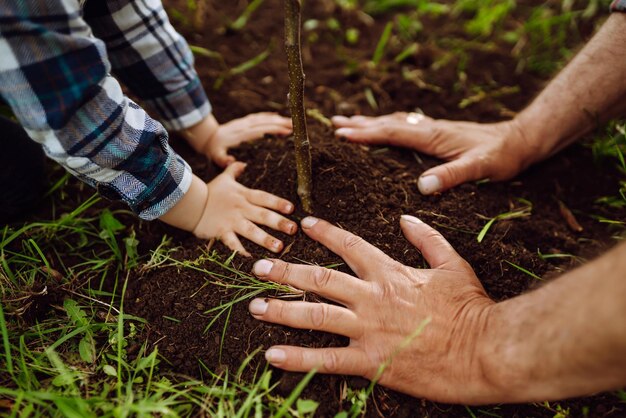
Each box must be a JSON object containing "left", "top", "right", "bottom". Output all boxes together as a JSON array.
[
  {"left": 83, "top": 0, "right": 211, "bottom": 131},
  {"left": 611, "top": 0, "right": 626, "bottom": 12},
  {"left": 0, "top": 1, "right": 205, "bottom": 221}
]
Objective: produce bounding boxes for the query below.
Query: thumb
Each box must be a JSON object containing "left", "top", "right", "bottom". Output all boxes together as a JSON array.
[
  {"left": 224, "top": 161, "right": 247, "bottom": 179},
  {"left": 399, "top": 215, "right": 464, "bottom": 270},
  {"left": 418, "top": 156, "right": 483, "bottom": 195}
]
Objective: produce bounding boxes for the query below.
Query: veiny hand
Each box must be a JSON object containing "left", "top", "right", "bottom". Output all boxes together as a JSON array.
[
  {"left": 193, "top": 162, "right": 297, "bottom": 256},
  {"left": 248, "top": 216, "right": 503, "bottom": 404},
  {"left": 333, "top": 113, "right": 538, "bottom": 195},
  {"left": 205, "top": 113, "right": 293, "bottom": 167}
]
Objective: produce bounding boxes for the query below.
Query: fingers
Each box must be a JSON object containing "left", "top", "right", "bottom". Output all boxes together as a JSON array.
[
  {"left": 247, "top": 207, "right": 297, "bottom": 235},
  {"left": 300, "top": 217, "right": 395, "bottom": 279},
  {"left": 244, "top": 112, "right": 293, "bottom": 129},
  {"left": 246, "top": 189, "right": 294, "bottom": 215},
  {"left": 212, "top": 148, "right": 236, "bottom": 168},
  {"left": 335, "top": 124, "right": 434, "bottom": 149},
  {"left": 399, "top": 215, "right": 465, "bottom": 270},
  {"left": 236, "top": 126, "right": 293, "bottom": 144},
  {"left": 418, "top": 156, "right": 483, "bottom": 195},
  {"left": 251, "top": 259, "right": 370, "bottom": 305},
  {"left": 236, "top": 219, "right": 284, "bottom": 253},
  {"left": 223, "top": 161, "right": 247, "bottom": 179},
  {"left": 249, "top": 298, "right": 362, "bottom": 337},
  {"left": 333, "top": 114, "right": 435, "bottom": 149},
  {"left": 262, "top": 346, "right": 370, "bottom": 376},
  {"left": 332, "top": 115, "right": 374, "bottom": 127},
  {"left": 221, "top": 232, "right": 251, "bottom": 257}
]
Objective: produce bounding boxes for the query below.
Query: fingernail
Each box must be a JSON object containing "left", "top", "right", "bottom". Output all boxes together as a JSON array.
[
  {"left": 401, "top": 215, "right": 423, "bottom": 225},
  {"left": 249, "top": 298, "right": 269, "bottom": 315},
  {"left": 272, "top": 240, "right": 283, "bottom": 251},
  {"left": 335, "top": 128, "right": 353, "bottom": 137},
  {"left": 301, "top": 217, "right": 319, "bottom": 229},
  {"left": 253, "top": 259, "right": 274, "bottom": 276},
  {"left": 285, "top": 203, "right": 294, "bottom": 213},
  {"left": 266, "top": 348, "right": 286, "bottom": 363},
  {"left": 418, "top": 175, "right": 441, "bottom": 195}
]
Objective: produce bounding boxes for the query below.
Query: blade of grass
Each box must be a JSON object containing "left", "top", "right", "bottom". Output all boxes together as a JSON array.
[
  {"left": 372, "top": 21, "right": 393, "bottom": 66},
  {"left": 230, "top": 0, "right": 265, "bottom": 31}
]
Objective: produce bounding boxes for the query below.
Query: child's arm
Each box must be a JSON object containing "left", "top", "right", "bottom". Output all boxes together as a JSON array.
[
  {"left": 83, "top": 1, "right": 293, "bottom": 167},
  {"left": 160, "top": 163, "right": 296, "bottom": 256}
]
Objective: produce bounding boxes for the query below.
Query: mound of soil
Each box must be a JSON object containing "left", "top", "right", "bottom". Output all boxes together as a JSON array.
[{"left": 124, "top": 1, "right": 626, "bottom": 416}]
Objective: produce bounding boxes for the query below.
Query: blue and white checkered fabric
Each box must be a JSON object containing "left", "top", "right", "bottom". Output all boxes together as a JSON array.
[{"left": 0, "top": 0, "right": 211, "bottom": 220}]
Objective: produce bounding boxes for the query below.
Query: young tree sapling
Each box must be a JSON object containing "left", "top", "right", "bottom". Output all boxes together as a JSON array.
[{"left": 284, "top": 0, "right": 313, "bottom": 212}]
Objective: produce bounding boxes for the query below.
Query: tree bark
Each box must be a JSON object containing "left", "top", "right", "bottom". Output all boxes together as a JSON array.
[{"left": 284, "top": 0, "right": 313, "bottom": 213}]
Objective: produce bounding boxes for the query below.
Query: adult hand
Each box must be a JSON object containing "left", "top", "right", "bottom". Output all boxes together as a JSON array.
[
  {"left": 182, "top": 113, "right": 292, "bottom": 167},
  {"left": 194, "top": 162, "right": 297, "bottom": 256},
  {"left": 333, "top": 113, "right": 539, "bottom": 195},
  {"left": 248, "top": 216, "right": 502, "bottom": 404}
]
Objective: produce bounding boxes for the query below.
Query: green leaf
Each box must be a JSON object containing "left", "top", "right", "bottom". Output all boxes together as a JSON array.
[
  {"left": 297, "top": 399, "right": 319, "bottom": 415},
  {"left": 79, "top": 336, "right": 95, "bottom": 363},
  {"left": 477, "top": 218, "right": 497, "bottom": 243},
  {"left": 124, "top": 231, "right": 139, "bottom": 268},
  {"left": 103, "top": 364, "right": 117, "bottom": 377},
  {"left": 64, "top": 299, "right": 87, "bottom": 327},
  {"left": 52, "top": 372, "right": 76, "bottom": 387},
  {"left": 99, "top": 210, "right": 125, "bottom": 234}
]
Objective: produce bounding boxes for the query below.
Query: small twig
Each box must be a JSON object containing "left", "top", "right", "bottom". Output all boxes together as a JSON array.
[{"left": 558, "top": 200, "right": 584, "bottom": 232}]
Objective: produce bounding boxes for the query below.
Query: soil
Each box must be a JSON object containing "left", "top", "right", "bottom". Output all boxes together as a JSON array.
[{"left": 22, "top": 0, "right": 626, "bottom": 416}]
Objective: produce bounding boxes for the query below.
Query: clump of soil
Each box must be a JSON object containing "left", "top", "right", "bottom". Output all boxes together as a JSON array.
[{"left": 124, "top": 0, "right": 626, "bottom": 416}]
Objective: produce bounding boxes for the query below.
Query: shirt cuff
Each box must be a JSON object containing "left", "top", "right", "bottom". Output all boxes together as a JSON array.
[
  {"left": 144, "top": 76, "right": 212, "bottom": 132},
  {"left": 136, "top": 151, "right": 193, "bottom": 220},
  {"left": 96, "top": 146, "right": 193, "bottom": 221},
  {"left": 611, "top": 0, "right": 626, "bottom": 12}
]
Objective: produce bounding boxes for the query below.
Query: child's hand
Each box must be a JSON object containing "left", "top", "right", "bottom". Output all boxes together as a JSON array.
[
  {"left": 182, "top": 113, "right": 292, "bottom": 167},
  {"left": 193, "top": 162, "right": 297, "bottom": 256}
]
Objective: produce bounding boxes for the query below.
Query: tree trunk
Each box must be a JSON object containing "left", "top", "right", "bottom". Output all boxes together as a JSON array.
[{"left": 284, "top": 0, "right": 313, "bottom": 213}]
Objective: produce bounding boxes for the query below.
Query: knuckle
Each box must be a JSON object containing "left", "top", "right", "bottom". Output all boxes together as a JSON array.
[
  {"left": 273, "top": 300, "right": 287, "bottom": 321},
  {"left": 310, "top": 304, "right": 328, "bottom": 328},
  {"left": 441, "top": 163, "right": 462, "bottom": 183},
  {"left": 259, "top": 210, "right": 272, "bottom": 225},
  {"left": 311, "top": 268, "right": 333, "bottom": 290},
  {"left": 342, "top": 234, "right": 363, "bottom": 251},
  {"left": 245, "top": 221, "right": 258, "bottom": 237},
  {"left": 323, "top": 350, "right": 341, "bottom": 373},
  {"left": 375, "top": 280, "right": 397, "bottom": 302},
  {"left": 279, "top": 262, "right": 292, "bottom": 283}
]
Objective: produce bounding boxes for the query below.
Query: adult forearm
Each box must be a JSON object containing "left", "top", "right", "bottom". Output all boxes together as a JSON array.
[
  {"left": 514, "top": 13, "right": 626, "bottom": 164},
  {"left": 482, "top": 242, "right": 626, "bottom": 402}
]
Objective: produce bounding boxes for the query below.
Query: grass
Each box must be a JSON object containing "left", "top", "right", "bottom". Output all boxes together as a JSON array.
[
  {"left": 476, "top": 199, "right": 532, "bottom": 243},
  {"left": 0, "top": 172, "right": 323, "bottom": 416}
]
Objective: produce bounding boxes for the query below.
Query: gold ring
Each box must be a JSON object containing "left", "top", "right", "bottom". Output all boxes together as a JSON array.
[{"left": 406, "top": 112, "right": 426, "bottom": 125}]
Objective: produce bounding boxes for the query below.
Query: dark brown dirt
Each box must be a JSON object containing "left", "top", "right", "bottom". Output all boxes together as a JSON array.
[{"left": 122, "top": 1, "right": 626, "bottom": 416}]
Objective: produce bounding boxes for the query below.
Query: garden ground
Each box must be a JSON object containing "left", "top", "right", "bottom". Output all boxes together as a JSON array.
[{"left": 2, "top": 0, "right": 626, "bottom": 416}]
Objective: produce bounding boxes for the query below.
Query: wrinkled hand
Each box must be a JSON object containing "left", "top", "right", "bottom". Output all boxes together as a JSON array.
[
  {"left": 194, "top": 162, "right": 297, "bottom": 256},
  {"left": 205, "top": 113, "right": 292, "bottom": 167},
  {"left": 248, "top": 216, "right": 501, "bottom": 404},
  {"left": 333, "top": 113, "right": 538, "bottom": 195}
]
